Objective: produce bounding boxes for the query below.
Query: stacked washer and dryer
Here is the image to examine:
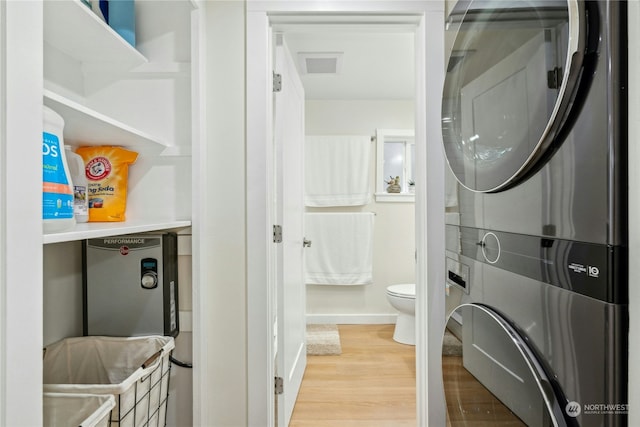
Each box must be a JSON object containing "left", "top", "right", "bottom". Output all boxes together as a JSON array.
[{"left": 441, "top": 1, "right": 628, "bottom": 426}]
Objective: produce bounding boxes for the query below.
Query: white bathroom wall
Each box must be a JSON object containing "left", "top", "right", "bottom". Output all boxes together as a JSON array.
[{"left": 305, "top": 99, "right": 416, "bottom": 323}]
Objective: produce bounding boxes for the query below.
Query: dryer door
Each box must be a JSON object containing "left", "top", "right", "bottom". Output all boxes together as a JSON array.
[
  {"left": 442, "top": 0, "right": 591, "bottom": 193},
  {"left": 443, "top": 304, "right": 568, "bottom": 426}
]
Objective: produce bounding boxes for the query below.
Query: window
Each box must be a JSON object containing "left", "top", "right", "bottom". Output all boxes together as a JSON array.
[{"left": 375, "top": 129, "right": 415, "bottom": 202}]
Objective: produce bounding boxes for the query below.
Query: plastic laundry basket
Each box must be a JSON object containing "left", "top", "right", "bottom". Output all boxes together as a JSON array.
[
  {"left": 44, "top": 392, "right": 115, "bottom": 427},
  {"left": 43, "top": 335, "right": 174, "bottom": 427}
]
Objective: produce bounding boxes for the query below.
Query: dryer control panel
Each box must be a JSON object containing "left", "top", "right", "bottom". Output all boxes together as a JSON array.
[{"left": 446, "top": 225, "right": 627, "bottom": 305}]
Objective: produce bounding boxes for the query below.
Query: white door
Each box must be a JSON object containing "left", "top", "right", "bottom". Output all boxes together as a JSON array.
[{"left": 274, "top": 37, "right": 307, "bottom": 426}]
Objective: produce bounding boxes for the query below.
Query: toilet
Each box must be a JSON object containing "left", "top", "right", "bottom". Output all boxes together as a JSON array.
[{"left": 386, "top": 283, "right": 416, "bottom": 345}]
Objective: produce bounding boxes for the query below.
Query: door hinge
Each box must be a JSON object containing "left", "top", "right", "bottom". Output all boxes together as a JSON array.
[
  {"left": 275, "top": 376, "right": 284, "bottom": 395},
  {"left": 273, "top": 225, "right": 283, "bottom": 243},
  {"left": 273, "top": 72, "right": 282, "bottom": 92}
]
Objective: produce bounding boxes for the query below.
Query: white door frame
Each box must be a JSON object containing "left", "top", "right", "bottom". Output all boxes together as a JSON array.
[
  {"left": 246, "top": 2, "right": 446, "bottom": 426},
  {"left": 0, "top": 1, "right": 45, "bottom": 425}
]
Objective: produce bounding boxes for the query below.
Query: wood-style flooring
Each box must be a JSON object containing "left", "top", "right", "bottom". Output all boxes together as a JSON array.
[
  {"left": 289, "top": 324, "right": 528, "bottom": 427},
  {"left": 289, "top": 324, "right": 417, "bottom": 427}
]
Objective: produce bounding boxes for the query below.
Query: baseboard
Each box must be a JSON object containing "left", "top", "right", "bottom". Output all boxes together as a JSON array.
[{"left": 306, "top": 313, "right": 398, "bottom": 325}]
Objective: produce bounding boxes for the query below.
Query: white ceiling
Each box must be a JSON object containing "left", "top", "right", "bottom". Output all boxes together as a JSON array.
[{"left": 282, "top": 29, "right": 415, "bottom": 100}]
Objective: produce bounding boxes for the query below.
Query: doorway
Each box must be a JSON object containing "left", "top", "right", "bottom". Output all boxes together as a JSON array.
[
  {"left": 278, "top": 23, "right": 417, "bottom": 425},
  {"left": 246, "top": 4, "right": 447, "bottom": 427}
]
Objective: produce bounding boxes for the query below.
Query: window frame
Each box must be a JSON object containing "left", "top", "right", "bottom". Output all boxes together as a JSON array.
[{"left": 375, "top": 128, "right": 415, "bottom": 202}]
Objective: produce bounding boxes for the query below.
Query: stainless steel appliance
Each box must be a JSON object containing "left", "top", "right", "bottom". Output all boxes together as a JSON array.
[
  {"left": 83, "top": 233, "right": 179, "bottom": 337},
  {"left": 441, "top": 0, "right": 628, "bottom": 425}
]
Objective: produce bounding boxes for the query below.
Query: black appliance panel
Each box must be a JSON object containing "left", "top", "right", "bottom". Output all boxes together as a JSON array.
[{"left": 447, "top": 225, "right": 627, "bottom": 304}]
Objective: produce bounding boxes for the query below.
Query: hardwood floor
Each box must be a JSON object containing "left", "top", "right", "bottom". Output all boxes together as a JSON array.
[
  {"left": 289, "top": 324, "right": 416, "bottom": 427},
  {"left": 289, "top": 324, "right": 529, "bottom": 426}
]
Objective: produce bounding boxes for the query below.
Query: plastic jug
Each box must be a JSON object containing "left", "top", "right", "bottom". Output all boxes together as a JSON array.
[
  {"left": 65, "top": 146, "right": 89, "bottom": 223},
  {"left": 43, "top": 106, "right": 76, "bottom": 232}
]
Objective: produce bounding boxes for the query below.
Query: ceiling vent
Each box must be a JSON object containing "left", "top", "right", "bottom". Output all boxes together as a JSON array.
[{"left": 298, "top": 52, "right": 343, "bottom": 74}]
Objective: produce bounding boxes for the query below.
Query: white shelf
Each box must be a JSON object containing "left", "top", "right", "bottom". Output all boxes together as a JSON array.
[
  {"left": 43, "top": 0, "right": 147, "bottom": 73},
  {"left": 43, "top": 219, "right": 192, "bottom": 244},
  {"left": 44, "top": 89, "right": 169, "bottom": 149},
  {"left": 41, "top": 2, "right": 192, "bottom": 246}
]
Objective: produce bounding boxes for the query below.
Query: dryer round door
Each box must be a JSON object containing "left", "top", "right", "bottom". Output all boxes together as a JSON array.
[
  {"left": 443, "top": 304, "right": 568, "bottom": 426},
  {"left": 441, "top": 0, "right": 592, "bottom": 193}
]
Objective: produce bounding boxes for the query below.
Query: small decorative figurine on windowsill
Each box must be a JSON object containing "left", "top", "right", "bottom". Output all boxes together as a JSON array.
[{"left": 385, "top": 176, "right": 401, "bottom": 193}]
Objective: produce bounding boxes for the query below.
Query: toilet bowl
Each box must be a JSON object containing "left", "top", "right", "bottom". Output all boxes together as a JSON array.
[{"left": 386, "top": 283, "right": 416, "bottom": 345}]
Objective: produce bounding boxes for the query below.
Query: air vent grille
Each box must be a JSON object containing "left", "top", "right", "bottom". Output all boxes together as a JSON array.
[{"left": 298, "top": 52, "right": 343, "bottom": 74}]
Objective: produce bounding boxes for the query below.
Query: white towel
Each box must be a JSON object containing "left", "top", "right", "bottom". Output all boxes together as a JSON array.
[
  {"left": 305, "top": 212, "right": 375, "bottom": 285},
  {"left": 305, "top": 135, "right": 372, "bottom": 207}
]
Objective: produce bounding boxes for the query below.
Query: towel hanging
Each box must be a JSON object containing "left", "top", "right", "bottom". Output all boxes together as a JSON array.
[
  {"left": 305, "top": 212, "right": 375, "bottom": 285},
  {"left": 305, "top": 135, "right": 372, "bottom": 207}
]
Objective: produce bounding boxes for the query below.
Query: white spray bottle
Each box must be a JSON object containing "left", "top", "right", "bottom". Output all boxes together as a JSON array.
[{"left": 65, "top": 146, "right": 89, "bottom": 223}]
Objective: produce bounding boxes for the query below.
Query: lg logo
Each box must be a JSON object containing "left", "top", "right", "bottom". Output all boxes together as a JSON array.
[
  {"left": 565, "top": 401, "right": 581, "bottom": 417},
  {"left": 588, "top": 266, "right": 600, "bottom": 278}
]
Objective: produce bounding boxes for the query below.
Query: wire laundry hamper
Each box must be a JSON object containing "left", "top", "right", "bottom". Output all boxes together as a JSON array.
[
  {"left": 43, "top": 335, "right": 174, "bottom": 427},
  {"left": 44, "top": 392, "right": 115, "bottom": 427}
]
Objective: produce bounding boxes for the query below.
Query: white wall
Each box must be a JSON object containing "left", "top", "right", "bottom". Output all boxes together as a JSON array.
[
  {"left": 43, "top": 242, "right": 83, "bottom": 344},
  {"left": 196, "top": 2, "right": 248, "bottom": 426},
  {"left": 305, "top": 100, "right": 416, "bottom": 323}
]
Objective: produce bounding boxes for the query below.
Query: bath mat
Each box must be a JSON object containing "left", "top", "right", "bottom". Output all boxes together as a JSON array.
[
  {"left": 442, "top": 330, "right": 463, "bottom": 356},
  {"left": 306, "top": 324, "right": 342, "bottom": 356}
]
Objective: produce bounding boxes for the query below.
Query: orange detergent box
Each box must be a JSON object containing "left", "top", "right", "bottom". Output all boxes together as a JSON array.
[{"left": 75, "top": 146, "right": 138, "bottom": 222}]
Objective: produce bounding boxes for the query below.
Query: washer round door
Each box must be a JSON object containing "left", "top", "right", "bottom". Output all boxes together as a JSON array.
[
  {"left": 441, "top": 0, "right": 593, "bottom": 193},
  {"left": 442, "top": 304, "right": 568, "bottom": 426}
]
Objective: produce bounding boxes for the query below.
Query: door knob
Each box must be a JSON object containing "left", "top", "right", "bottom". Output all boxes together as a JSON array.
[{"left": 303, "top": 238, "right": 312, "bottom": 248}]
